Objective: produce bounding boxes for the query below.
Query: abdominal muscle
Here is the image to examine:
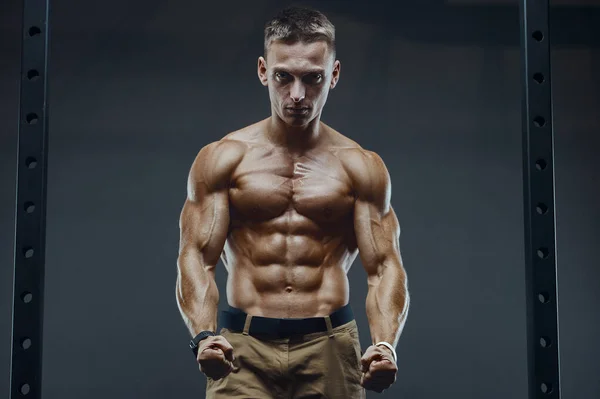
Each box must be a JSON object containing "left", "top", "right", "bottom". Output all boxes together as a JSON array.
[{"left": 222, "top": 227, "right": 356, "bottom": 319}]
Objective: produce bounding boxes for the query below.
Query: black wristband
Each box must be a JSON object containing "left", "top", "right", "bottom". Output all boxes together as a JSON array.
[{"left": 190, "top": 330, "right": 216, "bottom": 357}]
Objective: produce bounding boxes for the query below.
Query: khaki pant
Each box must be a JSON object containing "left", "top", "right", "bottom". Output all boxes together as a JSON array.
[{"left": 205, "top": 318, "right": 366, "bottom": 399}]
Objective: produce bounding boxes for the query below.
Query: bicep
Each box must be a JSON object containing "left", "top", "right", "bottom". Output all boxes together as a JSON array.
[
  {"left": 178, "top": 140, "right": 241, "bottom": 268},
  {"left": 179, "top": 189, "right": 230, "bottom": 268},
  {"left": 347, "top": 149, "right": 402, "bottom": 279}
]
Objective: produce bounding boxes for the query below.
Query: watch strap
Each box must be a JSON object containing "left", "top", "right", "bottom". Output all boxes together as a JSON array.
[{"left": 190, "top": 330, "right": 216, "bottom": 356}]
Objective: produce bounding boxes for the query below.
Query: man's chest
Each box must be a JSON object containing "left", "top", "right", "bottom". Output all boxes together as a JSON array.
[{"left": 228, "top": 149, "right": 356, "bottom": 223}]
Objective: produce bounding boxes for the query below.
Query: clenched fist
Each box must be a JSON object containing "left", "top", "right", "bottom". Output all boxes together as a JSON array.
[
  {"left": 196, "top": 335, "right": 236, "bottom": 380},
  {"left": 359, "top": 344, "right": 398, "bottom": 393}
]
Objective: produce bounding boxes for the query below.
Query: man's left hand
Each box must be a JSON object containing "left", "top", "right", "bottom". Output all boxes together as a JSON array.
[{"left": 359, "top": 344, "right": 398, "bottom": 393}]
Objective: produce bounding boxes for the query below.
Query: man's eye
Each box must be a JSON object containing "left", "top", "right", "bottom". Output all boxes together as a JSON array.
[
  {"left": 309, "top": 74, "right": 323, "bottom": 83},
  {"left": 275, "top": 72, "right": 289, "bottom": 80}
]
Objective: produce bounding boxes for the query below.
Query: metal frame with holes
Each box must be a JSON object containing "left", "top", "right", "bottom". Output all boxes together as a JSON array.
[
  {"left": 519, "top": 0, "right": 561, "bottom": 398},
  {"left": 10, "top": 0, "right": 50, "bottom": 398},
  {"left": 10, "top": 0, "right": 561, "bottom": 398}
]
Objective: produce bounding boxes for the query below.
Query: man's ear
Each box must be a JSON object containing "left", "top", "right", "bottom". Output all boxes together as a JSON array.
[
  {"left": 330, "top": 60, "right": 341, "bottom": 89},
  {"left": 258, "top": 56, "right": 268, "bottom": 86}
]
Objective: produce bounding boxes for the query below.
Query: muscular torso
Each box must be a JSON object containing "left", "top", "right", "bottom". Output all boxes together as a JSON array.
[{"left": 222, "top": 122, "right": 360, "bottom": 318}]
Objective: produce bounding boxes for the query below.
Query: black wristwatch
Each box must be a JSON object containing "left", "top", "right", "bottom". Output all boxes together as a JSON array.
[{"left": 190, "top": 330, "right": 216, "bottom": 357}]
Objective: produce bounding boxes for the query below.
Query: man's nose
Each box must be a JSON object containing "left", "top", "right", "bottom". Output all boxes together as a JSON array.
[{"left": 290, "top": 81, "right": 305, "bottom": 103}]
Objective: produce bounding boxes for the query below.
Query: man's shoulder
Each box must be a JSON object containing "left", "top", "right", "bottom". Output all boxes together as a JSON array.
[
  {"left": 189, "top": 121, "right": 268, "bottom": 187},
  {"left": 198, "top": 120, "right": 267, "bottom": 162},
  {"left": 222, "top": 119, "right": 267, "bottom": 145},
  {"left": 196, "top": 138, "right": 246, "bottom": 169},
  {"left": 340, "top": 148, "right": 388, "bottom": 194},
  {"left": 327, "top": 134, "right": 389, "bottom": 202},
  {"left": 336, "top": 146, "right": 382, "bottom": 164},
  {"left": 325, "top": 126, "right": 381, "bottom": 162},
  {"left": 334, "top": 146, "right": 387, "bottom": 179},
  {"left": 189, "top": 136, "right": 249, "bottom": 190}
]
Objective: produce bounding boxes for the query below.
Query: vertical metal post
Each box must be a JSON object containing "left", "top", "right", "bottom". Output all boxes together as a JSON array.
[
  {"left": 519, "top": 0, "right": 561, "bottom": 398},
  {"left": 10, "top": 0, "right": 50, "bottom": 398}
]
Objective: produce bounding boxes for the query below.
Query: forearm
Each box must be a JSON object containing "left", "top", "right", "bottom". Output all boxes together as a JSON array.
[
  {"left": 176, "top": 250, "right": 220, "bottom": 336},
  {"left": 365, "top": 265, "right": 410, "bottom": 348}
]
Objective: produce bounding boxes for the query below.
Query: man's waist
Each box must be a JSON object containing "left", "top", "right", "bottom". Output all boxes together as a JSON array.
[{"left": 219, "top": 303, "right": 354, "bottom": 337}]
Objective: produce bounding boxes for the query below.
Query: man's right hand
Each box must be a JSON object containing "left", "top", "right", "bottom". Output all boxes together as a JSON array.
[{"left": 197, "top": 335, "right": 236, "bottom": 380}]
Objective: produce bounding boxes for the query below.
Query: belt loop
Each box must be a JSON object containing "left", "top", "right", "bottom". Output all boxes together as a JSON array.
[
  {"left": 243, "top": 314, "right": 252, "bottom": 335},
  {"left": 324, "top": 315, "right": 334, "bottom": 338}
]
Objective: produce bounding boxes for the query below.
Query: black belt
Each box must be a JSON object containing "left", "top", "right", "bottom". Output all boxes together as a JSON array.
[{"left": 219, "top": 303, "right": 354, "bottom": 338}]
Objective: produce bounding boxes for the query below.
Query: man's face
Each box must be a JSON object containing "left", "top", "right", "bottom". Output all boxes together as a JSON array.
[{"left": 258, "top": 40, "right": 340, "bottom": 127}]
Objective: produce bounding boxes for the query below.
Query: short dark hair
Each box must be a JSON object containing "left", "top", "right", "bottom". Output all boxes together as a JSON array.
[{"left": 264, "top": 6, "right": 336, "bottom": 58}]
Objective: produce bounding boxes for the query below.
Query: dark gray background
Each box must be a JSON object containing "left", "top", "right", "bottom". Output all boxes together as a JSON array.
[{"left": 1, "top": 0, "right": 599, "bottom": 398}]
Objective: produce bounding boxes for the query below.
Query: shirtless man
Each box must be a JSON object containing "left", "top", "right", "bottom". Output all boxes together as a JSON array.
[{"left": 176, "top": 6, "right": 410, "bottom": 398}]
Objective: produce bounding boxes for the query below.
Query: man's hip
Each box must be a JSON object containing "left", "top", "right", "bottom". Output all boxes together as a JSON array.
[{"left": 205, "top": 304, "right": 366, "bottom": 399}]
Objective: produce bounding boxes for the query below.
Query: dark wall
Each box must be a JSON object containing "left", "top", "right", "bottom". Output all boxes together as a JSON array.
[{"left": 1, "top": 1, "right": 598, "bottom": 398}]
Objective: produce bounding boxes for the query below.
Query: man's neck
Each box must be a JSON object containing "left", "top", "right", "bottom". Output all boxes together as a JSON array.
[{"left": 267, "top": 114, "right": 323, "bottom": 153}]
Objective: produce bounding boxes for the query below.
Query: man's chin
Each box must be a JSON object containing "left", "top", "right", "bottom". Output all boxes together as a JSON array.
[
  {"left": 281, "top": 113, "right": 313, "bottom": 127},
  {"left": 286, "top": 119, "right": 309, "bottom": 127}
]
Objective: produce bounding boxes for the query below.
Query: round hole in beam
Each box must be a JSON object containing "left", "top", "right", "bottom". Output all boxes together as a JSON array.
[
  {"left": 536, "top": 203, "right": 548, "bottom": 215},
  {"left": 535, "top": 159, "right": 547, "bottom": 171},
  {"left": 534, "top": 116, "right": 546, "bottom": 128},
  {"left": 540, "top": 336, "right": 552, "bottom": 348},
  {"left": 22, "top": 292, "right": 33, "bottom": 304},
  {"left": 532, "top": 31, "right": 544, "bottom": 42},
  {"left": 537, "top": 247, "right": 549, "bottom": 259},
  {"left": 533, "top": 73, "right": 545, "bottom": 84},
  {"left": 27, "top": 69, "right": 40, "bottom": 81},
  {"left": 24, "top": 202, "right": 35, "bottom": 213},
  {"left": 22, "top": 338, "right": 32, "bottom": 350},
  {"left": 28, "top": 26, "right": 41, "bottom": 37},
  {"left": 26, "top": 157, "right": 38, "bottom": 169},
  {"left": 23, "top": 247, "right": 34, "bottom": 259},
  {"left": 21, "top": 383, "right": 31, "bottom": 395},
  {"left": 26, "top": 113, "right": 38, "bottom": 125},
  {"left": 541, "top": 383, "right": 553, "bottom": 394}
]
